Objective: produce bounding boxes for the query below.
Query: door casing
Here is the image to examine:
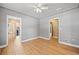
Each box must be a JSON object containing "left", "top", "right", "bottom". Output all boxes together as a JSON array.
[{"left": 7, "top": 15, "right": 22, "bottom": 46}]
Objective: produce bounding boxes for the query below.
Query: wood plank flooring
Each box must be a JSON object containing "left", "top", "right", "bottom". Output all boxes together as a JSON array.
[
  {"left": 0, "top": 37, "right": 79, "bottom": 55},
  {"left": 0, "top": 49, "right": 1, "bottom": 53}
]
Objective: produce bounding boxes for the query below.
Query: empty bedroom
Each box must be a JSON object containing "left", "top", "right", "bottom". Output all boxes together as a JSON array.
[{"left": 0, "top": 3, "right": 79, "bottom": 55}]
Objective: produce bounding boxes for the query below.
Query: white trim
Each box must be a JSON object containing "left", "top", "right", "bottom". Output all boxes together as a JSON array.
[
  {"left": 0, "top": 44, "right": 7, "bottom": 48},
  {"left": 53, "top": 36, "right": 58, "bottom": 39},
  {"left": 21, "top": 36, "right": 50, "bottom": 43},
  {"left": 48, "top": 20, "right": 52, "bottom": 40},
  {"left": 7, "top": 15, "right": 21, "bottom": 20},
  {"left": 6, "top": 15, "right": 8, "bottom": 47},
  {"left": 7, "top": 15, "right": 22, "bottom": 47},
  {"left": 38, "top": 36, "right": 49, "bottom": 40},
  {"left": 59, "top": 41, "right": 79, "bottom": 48},
  {"left": 21, "top": 37, "right": 39, "bottom": 43}
]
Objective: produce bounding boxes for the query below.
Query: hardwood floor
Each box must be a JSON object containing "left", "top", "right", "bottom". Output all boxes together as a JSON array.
[
  {"left": 0, "top": 48, "right": 2, "bottom": 54},
  {"left": 0, "top": 37, "right": 79, "bottom": 55}
]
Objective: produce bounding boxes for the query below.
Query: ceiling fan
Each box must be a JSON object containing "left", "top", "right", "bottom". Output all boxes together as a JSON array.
[{"left": 33, "top": 3, "right": 48, "bottom": 13}]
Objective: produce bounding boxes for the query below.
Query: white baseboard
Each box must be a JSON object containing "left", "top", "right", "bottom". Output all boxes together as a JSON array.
[
  {"left": 59, "top": 41, "right": 79, "bottom": 48},
  {"left": 0, "top": 44, "right": 7, "bottom": 48},
  {"left": 21, "top": 36, "right": 50, "bottom": 43},
  {"left": 38, "top": 36, "right": 49, "bottom": 40},
  {"left": 21, "top": 37, "right": 39, "bottom": 43},
  {"left": 53, "top": 36, "right": 58, "bottom": 39}
]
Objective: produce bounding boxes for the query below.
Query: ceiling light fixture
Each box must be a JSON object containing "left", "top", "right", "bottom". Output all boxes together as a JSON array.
[{"left": 33, "top": 3, "right": 48, "bottom": 13}]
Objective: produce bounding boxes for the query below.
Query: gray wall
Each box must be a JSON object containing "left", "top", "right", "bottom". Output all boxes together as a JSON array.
[
  {"left": 39, "top": 17, "right": 50, "bottom": 38},
  {"left": 59, "top": 8, "right": 79, "bottom": 45},
  {"left": 0, "top": 8, "right": 7, "bottom": 45},
  {"left": 22, "top": 16, "right": 38, "bottom": 40},
  {"left": 40, "top": 8, "right": 79, "bottom": 46},
  {"left": 0, "top": 7, "right": 38, "bottom": 46}
]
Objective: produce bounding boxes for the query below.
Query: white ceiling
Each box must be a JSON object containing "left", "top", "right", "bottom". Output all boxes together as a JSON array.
[{"left": 0, "top": 3, "right": 78, "bottom": 19}]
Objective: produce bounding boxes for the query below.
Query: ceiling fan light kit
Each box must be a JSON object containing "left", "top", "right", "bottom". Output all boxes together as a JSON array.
[{"left": 33, "top": 3, "right": 48, "bottom": 13}]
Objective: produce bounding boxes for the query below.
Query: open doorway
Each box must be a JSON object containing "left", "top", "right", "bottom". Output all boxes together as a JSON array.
[
  {"left": 7, "top": 15, "right": 21, "bottom": 45},
  {"left": 50, "top": 18, "right": 59, "bottom": 42}
]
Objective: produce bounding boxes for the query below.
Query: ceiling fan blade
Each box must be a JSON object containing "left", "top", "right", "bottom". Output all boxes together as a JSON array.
[
  {"left": 41, "top": 7, "right": 48, "bottom": 9},
  {"left": 38, "top": 9, "right": 42, "bottom": 12},
  {"left": 34, "top": 8, "right": 42, "bottom": 13}
]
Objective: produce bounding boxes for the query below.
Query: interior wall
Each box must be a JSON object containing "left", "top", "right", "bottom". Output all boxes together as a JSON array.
[
  {"left": 40, "top": 7, "right": 79, "bottom": 46},
  {"left": 0, "top": 7, "right": 7, "bottom": 46},
  {"left": 0, "top": 6, "right": 38, "bottom": 46},
  {"left": 39, "top": 17, "right": 50, "bottom": 39},
  {"left": 59, "top": 8, "right": 79, "bottom": 46}
]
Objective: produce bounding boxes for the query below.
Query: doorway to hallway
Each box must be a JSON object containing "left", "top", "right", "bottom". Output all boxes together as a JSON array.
[
  {"left": 7, "top": 15, "right": 22, "bottom": 46},
  {"left": 50, "top": 18, "right": 59, "bottom": 42}
]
